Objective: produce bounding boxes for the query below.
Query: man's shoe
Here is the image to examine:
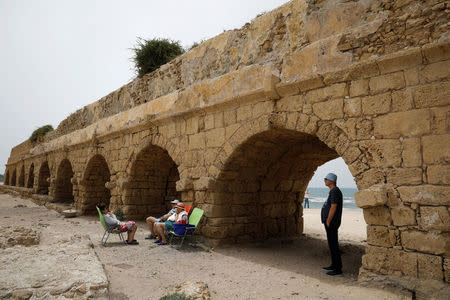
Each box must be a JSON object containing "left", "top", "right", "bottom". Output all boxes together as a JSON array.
[
  {"left": 322, "top": 266, "right": 335, "bottom": 271},
  {"left": 326, "top": 270, "right": 342, "bottom": 276}
]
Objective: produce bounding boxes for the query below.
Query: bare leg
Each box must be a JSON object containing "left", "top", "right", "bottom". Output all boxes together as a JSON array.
[
  {"left": 127, "top": 224, "right": 137, "bottom": 242},
  {"left": 155, "top": 223, "right": 166, "bottom": 243},
  {"left": 146, "top": 217, "right": 157, "bottom": 235}
]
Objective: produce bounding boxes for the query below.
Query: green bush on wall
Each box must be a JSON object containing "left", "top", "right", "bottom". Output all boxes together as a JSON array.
[
  {"left": 131, "top": 38, "right": 184, "bottom": 78},
  {"left": 29, "top": 125, "right": 54, "bottom": 143}
]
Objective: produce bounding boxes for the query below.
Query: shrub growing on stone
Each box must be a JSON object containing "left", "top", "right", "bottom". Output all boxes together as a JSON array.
[
  {"left": 159, "top": 293, "right": 191, "bottom": 300},
  {"left": 29, "top": 125, "right": 54, "bottom": 143},
  {"left": 131, "top": 38, "right": 184, "bottom": 78}
]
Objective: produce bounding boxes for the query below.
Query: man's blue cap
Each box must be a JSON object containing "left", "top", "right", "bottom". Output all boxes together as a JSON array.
[{"left": 324, "top": 173, "right": 337, "bottom": 182}]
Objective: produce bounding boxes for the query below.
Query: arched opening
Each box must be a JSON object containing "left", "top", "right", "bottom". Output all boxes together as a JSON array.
[
  {"left": 27, "top": 164, "right": 34, "bottom": 188},
  {"left": 37, "top": 162, "right": 50, "bottom": 194},
  {"left": 4, "top": 170, "right": 10, "bottom": 185},
  {"left": 54, "top": 159, "right": 74, "bottom": 203},
  {"left": 18, "top": 165, "right": 25, "bottom": 187},
  {"left": 125, "top": 145, "right": 180, "bottom": 219},
  {"left": 209, "top": 129, "right": 339, "bottom": 243},
  {"left": 11, "top": 169, "right": 17, "bottom": 186},
  {"left": 81, "top": 155, "right": 111, "bottom": 214}
]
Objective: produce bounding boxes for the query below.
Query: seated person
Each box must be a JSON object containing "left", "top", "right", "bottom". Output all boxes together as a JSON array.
[
  {"left": 97, "top": 203, "right": 139, "bottom": 245},
  {"left": 145, "top": 199, "right": 180, "bottom": 239},
  {"left": 153, "top": 202, "right": 188, "bottom": 245}
]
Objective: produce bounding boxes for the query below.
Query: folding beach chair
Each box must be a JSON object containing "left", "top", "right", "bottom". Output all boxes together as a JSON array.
[
  {"left": 168, "top": 208, "right": 204, "bottom": 249},
  {"left": 96, "top": 206, "right": 127, "bottom": 246}
]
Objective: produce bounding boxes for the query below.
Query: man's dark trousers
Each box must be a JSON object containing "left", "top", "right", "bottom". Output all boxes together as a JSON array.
[{"left": 325, "top": 225, "right": 342, "bottom": 271}]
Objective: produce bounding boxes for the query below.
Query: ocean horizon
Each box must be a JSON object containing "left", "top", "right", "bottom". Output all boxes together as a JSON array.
[{"left": 304, "top": 187, "right": 359, "bottom": 210}]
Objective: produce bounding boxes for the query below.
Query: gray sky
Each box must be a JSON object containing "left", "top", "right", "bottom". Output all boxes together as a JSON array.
[{"left": 0, "top": 0, "right": 356, "bottom": 188}]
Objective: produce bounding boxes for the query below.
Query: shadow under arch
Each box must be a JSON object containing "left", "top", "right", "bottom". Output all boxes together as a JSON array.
[
  {"left": 27, "top": 163, "right": 34, "bottom": 188},
  {"left": 124, "top": 144, "right": 180, "bottom": 220},
  {"left": 79, "top": 154, "right": 111, "bottom": 215},
  {"left": 18, "top": 165, "right": 25, "bottom": 187},
  {"left": 54, "top": 159, "right": 74, "bottom": 203},
  {"left": 11, "top": 169, "right": 17, "bottom": 186},
  {"left": 4, "top": 170, "right": 10, "bottom": 185},
  {"left": 37, "top": 162, "right": 50, "bottom": 194},
  {"left": 206, "top": 129, "right": 340, "bottom": 244}
]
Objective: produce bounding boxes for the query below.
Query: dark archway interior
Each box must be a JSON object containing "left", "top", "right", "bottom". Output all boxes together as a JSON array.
[
  {"left": 211, "top": 129, "right": 338, "bottom": 243},
  {"left": 27, "top": 164, "right": 34, "bottom": 188},
  {"left": 4, "top": 171, "right": 10, "bottom": 185},
  {"left": 82, "top": 155, "right": 111, "bottom": 214},
  {"left": 125, "top": 145, "right": 180, "bottom": 219},
  {"left": 55, "top": 159, "right": 74, "bottom": 203},
  {"left": 38, "top": 162, "right": 50, "bottom": 194},
  {"left": 11, "top": 169, "right": 17, "bottom": 186},
  {"left": 18, "top": 165, "right": 25, "bottom": 187}
]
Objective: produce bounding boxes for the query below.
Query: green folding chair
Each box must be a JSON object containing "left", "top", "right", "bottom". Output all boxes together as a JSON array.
[
  {"left": 96, "top": 206, "right": 127, "bottom": 246},
  {"left": 168, "top": 208, "right": 204, "bottom": 248}
]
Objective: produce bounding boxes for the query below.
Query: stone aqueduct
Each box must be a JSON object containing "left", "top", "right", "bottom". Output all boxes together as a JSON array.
[{"left": 3, "top": 0, "right": 449, "bottom": 286}]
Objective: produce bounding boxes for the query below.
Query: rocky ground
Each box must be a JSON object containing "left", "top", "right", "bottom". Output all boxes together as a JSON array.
[{"left": 0, "top": 192, "right": 416, "bottom": 300}]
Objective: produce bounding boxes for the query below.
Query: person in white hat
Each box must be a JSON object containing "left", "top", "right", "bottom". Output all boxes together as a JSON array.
[
  {"left": 145, "top": 199, "right": 180, "bottom": 239},
  {"left": 321, "top": 173, "right": 343, "bottom": 276}
]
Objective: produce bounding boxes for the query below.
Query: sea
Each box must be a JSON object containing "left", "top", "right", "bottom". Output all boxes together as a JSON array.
[{"left": 304, "top": 187, "right": 360, "bottom": 210}]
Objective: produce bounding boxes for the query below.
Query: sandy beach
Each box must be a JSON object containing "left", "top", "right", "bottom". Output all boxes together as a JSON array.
[{"left": 0, "top": 192, "right": 412, "bottom": 300}]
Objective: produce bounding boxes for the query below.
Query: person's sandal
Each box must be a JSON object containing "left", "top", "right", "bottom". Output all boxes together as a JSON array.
[
  {"left": 157, "top": 241, "right": 167, "bottom": 245},
  {"left": 154, "top": 239, "right": 161, "bottom": 244},
  {"left": 126, "top": 240, "right": 139, "bottom": 245}
]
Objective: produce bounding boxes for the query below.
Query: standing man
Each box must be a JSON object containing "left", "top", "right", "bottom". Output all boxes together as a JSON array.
[
  {"left": 321, "top": 173, "right": 343, "bottom": 276},
  {"left": 303, "top": 189, "right": 310, "bottom": 208}
]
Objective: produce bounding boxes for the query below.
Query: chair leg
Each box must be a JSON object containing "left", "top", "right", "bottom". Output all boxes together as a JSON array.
[
  {"left": 178, "top": 235, "right": 186, "bottom": 249},
  {"left": 169, "top": 234, "right": 174, "bottom": 245},
  {"left": 103, "top": 232, "right": 110, "bottom": 246},
  {"left": 120, "top": 232, "right": 127, "bottom": 245},
  {"left": 101, "top": 230, "right": 107, "bottom": 245}
]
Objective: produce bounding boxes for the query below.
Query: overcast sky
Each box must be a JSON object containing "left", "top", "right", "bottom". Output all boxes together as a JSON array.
[{"left": 0, "top": 0, "right": 356, "bottom": 188}]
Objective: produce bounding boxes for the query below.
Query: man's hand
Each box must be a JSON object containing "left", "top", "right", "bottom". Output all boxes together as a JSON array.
[{"left": 326, "top": 203, "right": 337, "bottom": 227}]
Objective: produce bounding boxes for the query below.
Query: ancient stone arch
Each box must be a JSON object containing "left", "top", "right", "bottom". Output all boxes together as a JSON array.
[
  {"left": 11, "top": 169, "right": 17, "bottom": 186},
  {"left": 4, "top": 170, "right": 9, "bottom": 185},
  {"left": 27, "top": 163, "right": 35, "bottom": 188},
  {"left": 37, "top": 162, "right": 50, "bottom": 194},
  {"left": 78, "top": 154, "right": 111, "bottom": 214},
  {"left": 121, "top": 144, "right": 180, "bottom": 220},
  {"left": 54, "top": 159, "right": 74, "bottom": 203},
  {"left": 17, "top": 165, "right": 25, "bottom": 187}
]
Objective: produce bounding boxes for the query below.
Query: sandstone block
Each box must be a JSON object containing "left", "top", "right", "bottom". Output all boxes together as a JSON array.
[
  {"left": 422, "top": 134, "right": 450, "bottom": 165},
  {"left": 391, "top": 205, "right": 417, "bottom": 226},
  {"left": 297, "top": 75, "right": 325, "bottom": 92},
  {"left": 391, "top": 89, "right": 413, "bottom": 112},
  {"left": 198, "top": 204, "right": 230, "bottom": 218},
  {"left": 350, "top": 79, "right": 369, "bottom": 97},
  {"left": 185, "top": 118, "right": 199, "bottom": 135},
  {"left": 427, "top": 165, "right": 450, "bottom": 185},
  {"left": 312, "top": 98, "right": 343, "bottom": 120},
  {"left": 344, "top": 98, "right": 361, "bottom": 117},
  {"left": 422, "top": 60, "right": 450, "bottom": 82},
  {"left": 206, "top": 128, "right": 225, "bottom": 148},
  {"left": 214, "top": 112, "right": 224, "bottom": 128},
  {"left": 419, "top": 206, "right": 450, "bottom": 232},
  {"left": 188, "top": 133, "right": 205, "bottom": 150},
  {"left": 355, "top": 184, "right": 388, "bottom": 208},
  {"left": 348, "top": 60, "right": 380, "bottom": 80},
  {"left": 237, "top": 104, "right": 253, "bottom": 122},
  {"left": 422, "top": 40, "right": 450, "bottom": 63},
  {"left": 367, "top": 225, "right": 392, "bottom": 247},
  {"left": 445, "top": 258, "right": 450, "bottom": 283},
  {"left": 404, "top": 68, "right": 419, "bottom": 86},
  {"left": 359, "top": 140, "right": 402, "bottom": 168},
  {"left": 417, "top": 253, "right": 444, "bottom": 281},
  {"left": 374, "top": 109, "right": 431, "bottom": 138},
  {"left": 361, "top": 93, "right": 391, "bottom": 115},
  {"left": 398, "top": 185, "right": 450, "bottom": 206},
  {"left": 223, "top": 109, "right": 237, "bottom": 126},
  {"left": 204, "top": 114, "right": 214, "bottom": 130},
  {"left": 362, "top": 246, "right": 418, "bottom": 277},
  {"left": 401, "top": 230, "right": 450, "bottom": 255},
  {"left": 355, "top": 169, "right": 385, "bottom": 190},
  {"left": 275, "top": 95, "right": 304, "bottom": 112},
  {"left": 414, "top": 81, "right": 450, "bottom": 108},
  {"left": 431, "top": 107, "right": 449, "bottom": 135},
  {"left": 305, "top": 83, "right": 347, "bottom": 104},
  {"left": 377, "top": 48, "right": 422, "bottom": 74},
  {"left": 369, "top": 72, "right": 405, "bottom": 94},
  {"left": 402, "top": 138, "right": 422, "bottom": 167},
  {"left": 363, "top": 206, "right": 392, "bottom": 225},
  {"left": 386, "top": 168, "right": 422, "bottom": 186},
  {"left": 176, "top": 178, "right": 193, "bottom": 191}
]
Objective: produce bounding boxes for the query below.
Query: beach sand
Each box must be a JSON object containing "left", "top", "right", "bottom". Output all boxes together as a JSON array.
[{"left": 1, "top": 193, "right": 412, "bottom": 300}]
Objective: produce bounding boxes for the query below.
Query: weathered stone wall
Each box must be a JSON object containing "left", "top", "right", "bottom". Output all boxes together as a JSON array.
[{"left": 3, "top": 0, "right": 450, "bottom": 289}]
